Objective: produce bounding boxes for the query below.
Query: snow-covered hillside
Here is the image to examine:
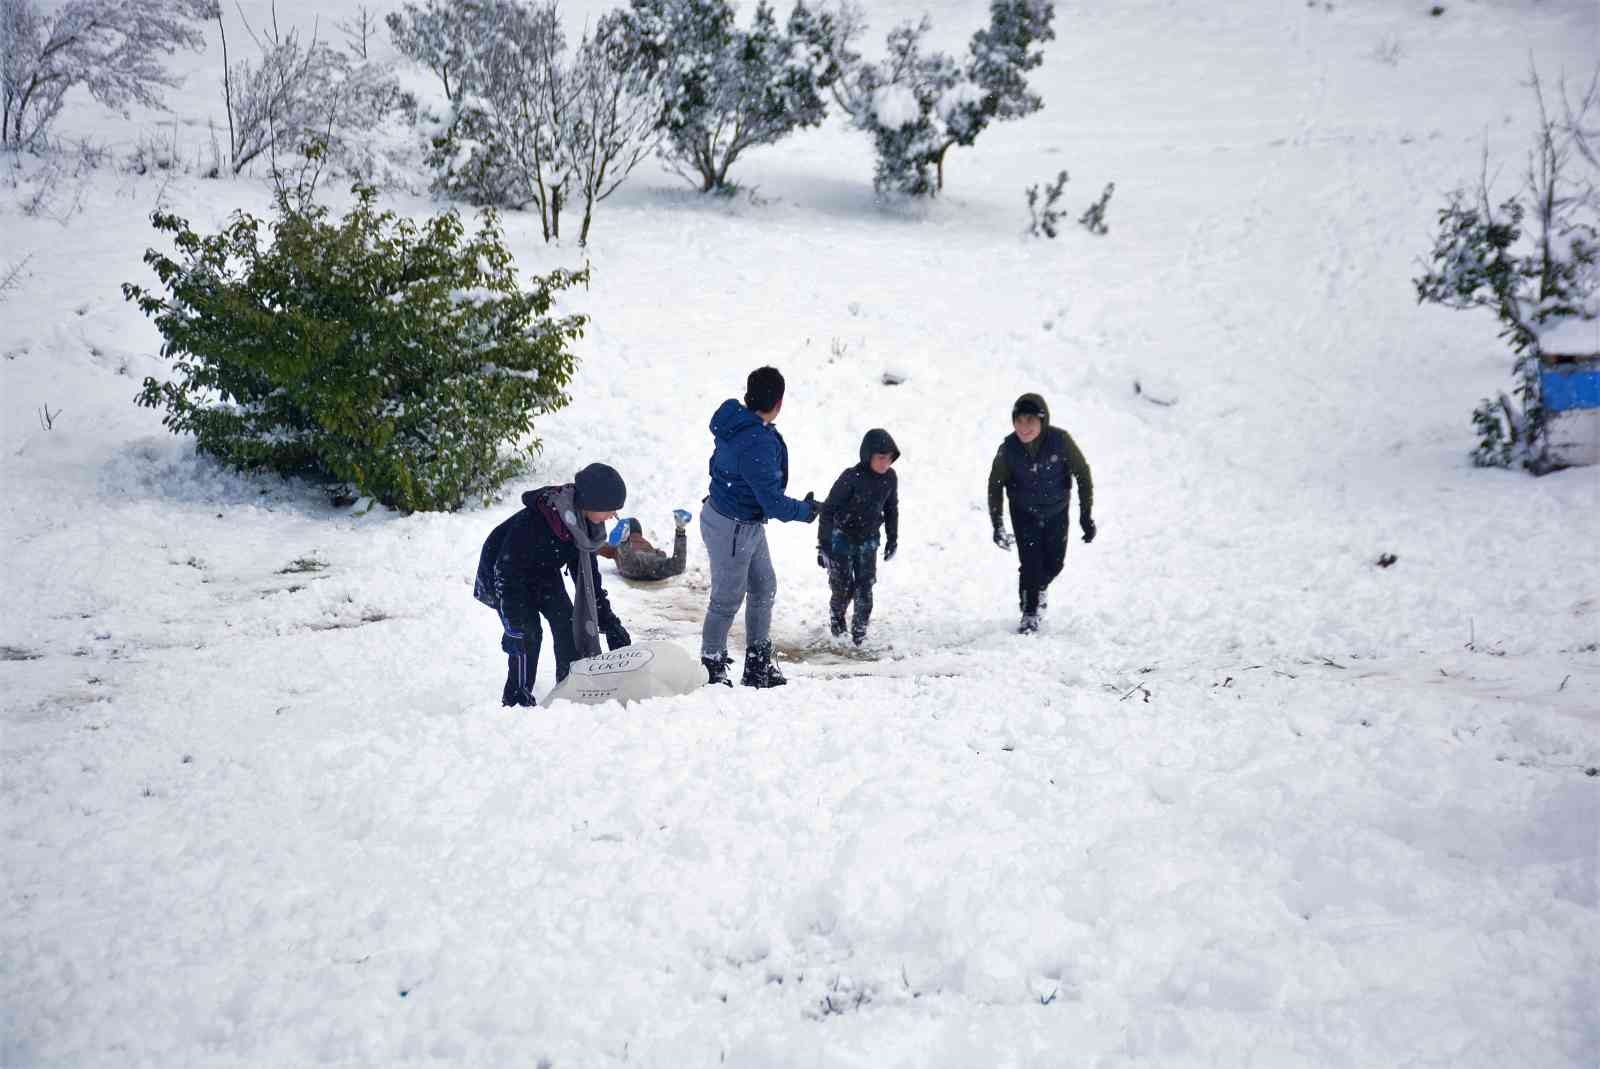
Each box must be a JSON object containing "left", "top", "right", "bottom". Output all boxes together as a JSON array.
[{"left": 2, "top": 0, "right": 1597, "bottom": 1065}]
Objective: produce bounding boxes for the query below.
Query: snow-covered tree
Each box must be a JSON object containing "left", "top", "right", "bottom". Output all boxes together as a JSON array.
[
  {"left": 1, "top": 0, "right": 207, "bottom": 151},
  {"left": 1414, "top": 67, "right": 1599, "bottom": 472},
  {"left": 609, "top": 0, "right": 840, "bottom": 194},
  {"left": 568, "top": 13, "right": 663, "bottom": 242},
  {"left": 390, "top": 0, "right": 658, "bottom": 243},
  {"left": 388, "top": 0, "right": 574, "bottom": 241},
  {"left": 830, "top": 0, "right": 1054, "bottom": 196},
  {"left": 213, "top": 4, "right": 398, "bottom": 180}
]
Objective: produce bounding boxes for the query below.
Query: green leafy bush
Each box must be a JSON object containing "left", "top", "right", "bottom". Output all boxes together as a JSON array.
[{"left": 123, "top": 185, "right": 588, "bottom": 511}]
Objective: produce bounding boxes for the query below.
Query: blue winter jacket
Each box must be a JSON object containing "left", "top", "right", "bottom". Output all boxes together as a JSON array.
[{"left": 705, "top": 398, "right": 814, "bottom": 523}]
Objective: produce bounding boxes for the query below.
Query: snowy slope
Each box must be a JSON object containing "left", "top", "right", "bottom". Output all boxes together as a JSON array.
[{"left": 2, "top": 0, "right": 1598, "bottom": 1065}]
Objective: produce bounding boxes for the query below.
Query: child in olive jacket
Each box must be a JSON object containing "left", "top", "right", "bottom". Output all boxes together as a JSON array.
[
  {"left": 988, "top": 393, "right": 1094, "bottom": 633},
  {"left": 817, "top": 428, "right": 900, "bottom": 645}
]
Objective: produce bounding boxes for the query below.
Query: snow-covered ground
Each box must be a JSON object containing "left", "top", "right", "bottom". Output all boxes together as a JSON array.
[{"left": 3, "top": 0, "right": 1598, "bottom": 1064}]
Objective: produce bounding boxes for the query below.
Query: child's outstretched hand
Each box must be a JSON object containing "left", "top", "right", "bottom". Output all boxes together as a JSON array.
[
  {"left": 884, "top": 541, "right": 897, "bottom": 561},
  {"left": 992, "top": 525, "right": 1014, "bottom": 550}
]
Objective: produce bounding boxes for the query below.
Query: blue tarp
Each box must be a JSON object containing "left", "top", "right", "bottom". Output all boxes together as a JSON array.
[{"left": 1542, "top": 366, "right": 1600, "bottom": 412}]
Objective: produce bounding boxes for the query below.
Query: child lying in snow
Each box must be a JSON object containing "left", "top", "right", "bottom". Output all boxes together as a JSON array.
[{"left": 603, "top": 510, "right": 691, "bottom": 581}]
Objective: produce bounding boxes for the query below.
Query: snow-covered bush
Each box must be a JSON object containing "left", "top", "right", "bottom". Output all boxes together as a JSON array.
[
  {"left": 1025, "top": 169, "right": 1067, "bottom": 237},
  {"left": 608, "top": 0, "right": 838, "bottom": 194},
  {"left": 212, "top": 4, "right": 400, "bottom": 180},
  {"left": 1414, "top": 68, "right": 1598, "bottom": 472},
  {"left": 123, "top": 123, "right": 185, "bottom": 174},
  {"left": 122, "top": 186, "right": 589, "bottom": 511},
  {"left": 0, "top": 253, "right": 30, "bottom": 302},
  {"left": 10, "top": 141, "right": 94, "bottom": 219},
  {"left": 829, "top": 0, "right": 1054, "bottom": 196},
  {"left": 1, "top": 0, "right": 206, "bottom": 151},
  {"left": 1078, "top": 180, "right": 1113, "bottom": 235}
]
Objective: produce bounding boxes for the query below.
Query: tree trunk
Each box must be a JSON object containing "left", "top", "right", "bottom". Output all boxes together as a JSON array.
[
  {"left": 533, "top": 172, "right": 552, "bottom": 242},
  {"left": 218, "top": 11, "right": 237, "bottom": 171},
  {"left": 698, "top": 137, "right": 717, "bottom": 193}
]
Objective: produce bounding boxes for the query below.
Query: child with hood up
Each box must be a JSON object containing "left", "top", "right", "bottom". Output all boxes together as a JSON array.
[{"left": 817, "top": 428, "right": 899, "bottom": 646}]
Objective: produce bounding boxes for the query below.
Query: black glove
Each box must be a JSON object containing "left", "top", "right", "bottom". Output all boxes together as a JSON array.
[
  {"left": 883, "top": 542, "right": 897, "bottom": 562},
  {"left": 602, "top": 619, "right": 631, "bottom": 650},
  {"left": 817, "top": 549, "right": 832, "bottom": 569},
  {"left": 803, "top": 491, "right": 818, "bottom": 522},
  {"left": 992, "top": 525, "right": 1014, "bottom": 550},
  {"left": 1081, "top": 516, "right": 1096, "bottom": 544},
  {"left": 500, "top": 630, "right": 531, "bottom": 655}
]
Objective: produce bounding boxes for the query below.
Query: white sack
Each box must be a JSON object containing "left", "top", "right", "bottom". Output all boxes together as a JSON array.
[{"left": 543, "top": 641, "right": 706, "bottom": 706}]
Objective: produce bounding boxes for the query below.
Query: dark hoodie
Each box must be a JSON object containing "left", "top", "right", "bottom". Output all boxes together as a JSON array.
[
  {"left": 819, "top": 428, "right": 900, "bottom": 550},
  {"left": 705, "top": 398, "right": 814, "bottom": 523},
  {"left": 987, "top": 393, "right": 1093, "bottom": 526}
]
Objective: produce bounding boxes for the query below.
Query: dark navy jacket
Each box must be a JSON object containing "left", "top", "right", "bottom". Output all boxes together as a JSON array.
[
  {"left": 490, "top": 487, "right": 618, "bottom": 632},
  {"left": 705, "top": 399, "right": 814, "bottom": 523},
  {"left": 1002, "top": 428, "right": 1073, "bottom": 516}
]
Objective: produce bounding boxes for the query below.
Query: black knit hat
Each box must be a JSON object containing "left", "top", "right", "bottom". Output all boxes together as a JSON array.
[
  {"left": 573, "top": 463, "right": 627, "bottom": 511},
  {"left": 745, "top": 366, "right": 786, "bottom": 413}
]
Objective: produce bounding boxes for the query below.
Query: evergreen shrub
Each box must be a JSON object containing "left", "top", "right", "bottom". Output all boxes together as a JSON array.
[{"left": 123, "top": 185, "right": 588, "bottom": 511}]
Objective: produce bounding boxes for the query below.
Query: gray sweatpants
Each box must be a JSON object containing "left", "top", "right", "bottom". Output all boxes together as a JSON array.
[{"left": 700, "top": 504, "right": 776, "bottom": 657}]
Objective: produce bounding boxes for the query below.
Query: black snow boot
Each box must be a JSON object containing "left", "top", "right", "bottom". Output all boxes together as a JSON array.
[
  {"left": 1018, "top": 585, "right": 1041, "bottom": 634},
  {"left": 829, "top": 611, "right": 847, "bottom": 638},
  {"left": 502, "top": 678, "right": 536, "bottom": 707},
  {"left": 742, "top": 641, "right": 788, "bottom": 688},
  {"left": 702, "top": 652, "right": 733, "bottom": 687}
]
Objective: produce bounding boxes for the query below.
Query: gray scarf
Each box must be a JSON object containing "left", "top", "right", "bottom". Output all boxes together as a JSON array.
[{"left": 547, "top": 485, "right": 606, "bottom": 660}]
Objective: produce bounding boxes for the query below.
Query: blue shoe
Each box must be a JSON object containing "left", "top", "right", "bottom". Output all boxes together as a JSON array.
[{"left": 673, "top": 508, "right": 692, "bottom": 529}]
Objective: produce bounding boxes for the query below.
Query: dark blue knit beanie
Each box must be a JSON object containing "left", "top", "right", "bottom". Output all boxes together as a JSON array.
[{"left": 573, "top": 463, "right": 627, "bottom": 511}]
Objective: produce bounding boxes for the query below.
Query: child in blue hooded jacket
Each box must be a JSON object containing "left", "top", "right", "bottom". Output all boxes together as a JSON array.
[{"left": 699, "top": 366, "right": 818, "bottom": 687}]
